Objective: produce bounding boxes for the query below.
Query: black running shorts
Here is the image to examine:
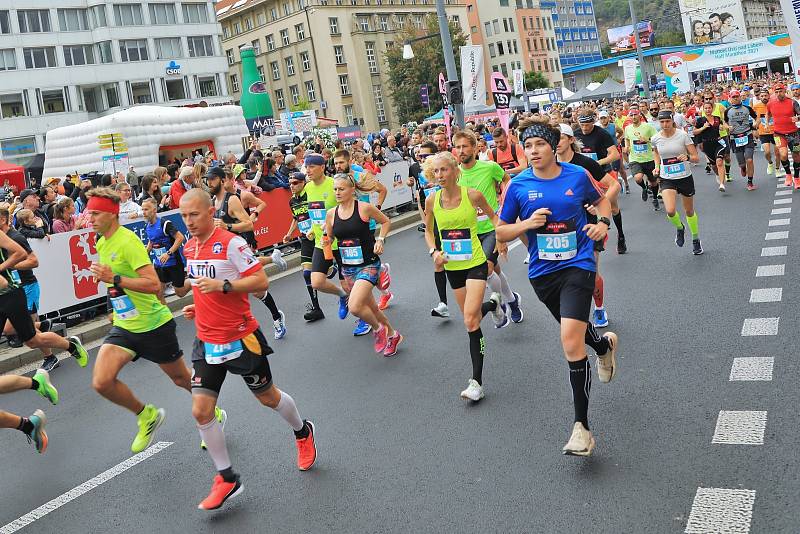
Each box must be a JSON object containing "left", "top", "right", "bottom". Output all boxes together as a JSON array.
[
  {"left": 156, "top": 262, "right": 186, "bottom": 287},
  {"left": 0, "top": 287, "right": 36, "bottom": 342},
  {"left": 311, "top": 246, "right": 343, "bottom": 276},
  {"left": 659, "top": 176, "right": 696, "bottom": 197},
  {"left": 530, "top": 266, "right": 595, "bottom": 322},
  {"left": 299, "top": 236, "right": 314, "bottom": 265},
  {"left": 191, "top": 328, "right": 274, "bottom": 397},
  {"left": 104, "top": 319, "right": 182, "bottom": 364},
  {"left": 445, "top": 261, "right": 489, "bottom": 290}
]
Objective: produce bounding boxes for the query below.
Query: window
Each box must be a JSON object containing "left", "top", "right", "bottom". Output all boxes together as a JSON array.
[
  {"left": 0, "top": 137, "right": 37, "bottom": 159},
  {"left": 344, "top": 104, "right": 354, "bottom": 125},
  {"left": 492, "top": 19, "right": 499, "bottom": 33},
  {"left": 151, "top": 3, "right": 177, "bottom": 24},
  {"left": 38, "top": 88, "right": 66, "bottom": 114},
  {"left": 233, "top": 21, "right": 241, "bottom": 34},
  {"left": 266, "top": 34, "right": 275, "bottom": 51},
  {"left": 182, "top": 3, "right": 209, "bottom": 23},
  {"left": 64, "top": 44, "right": 95, "bottom": 66},
  {"left": 226, "top": 48, "right": 235, "bottom": 65},
  {"left": 300, "top": 51, "right": 310, "bottom": 71},
  {"left": 484, "top": 22, "right": 491, "bottom": 36},
  {"left": 295, "top": 23, "right": 305, "bottom": 40},
  {"left": 89, "top": 5, "right": 108, "bottom": 28},
  {"left": 130, "top": 81, "right": 153, "bottom": 104},
  {"left": 257, "top": 12, "right": 267, "bottom": 25},
  {"left": 499, "top": 0, "right": 508, "bottom": 6},
  {"left": 275, "top": 89, "right": 285, "bottom": 109},
  {"left": 197, "top": 76, "right": 218, "bottom": 97},
  {"left": 488, "top": 43, "right": 496, "bottom": 58},
  {"left": 165, "top": 78, "right": 186, "bottom": 100},
  {"left": 339, "top": 74, "right": 350, "bottom": 95},
  {"left": 119, "top": 39, "right": 149, "bottom": 62},
  {"left": 271, "top": 61, "right": 280, "bottom": 80},
  {"left": 0, "top": 11, "right": 9, "bottom": 34},
  {"left": 513, "top": 40, "right": 518, "bottom": 53},
  {"left": 223, "top": 26, "right": 230, "bottom": 39},
  {"left": 373, "top": 84, "right": 386, "bottom": 123},
  {"left": 283, "top": 3, "right": 291, "bottom": 15},
  {"left": 413, "top": 15, "right": 422, "bottom": 28},
  {"left": 0, "top": 94, "right": 27, "bottom": 118},
  {"left": 156, "top": 38, "right": 182, "bottom": 59},
  {"left": 365, "top": 42, "right": 377, "bottom": 73},
  {"left": 96, "top": 41, "right": 113, "bottom": 63},
  {"left": 257, "top": 65, "right": 265, "bottom": 81},
  {"left": 58, "top": 9, "right": 89, "bottom": 31},
  {"left": 0, "top": 49, "right": 16, "bottom": 71},
  {"left": 289, "top": 85, "right": 300, "bottom": 106},
  {"left": 188, "top": 36, "right": 214, "bottom": 57},
  {"left": 498, "top": 42, "right": 504, "bottom": 55},
  {"left": 453, "top": 14, "right": 460, "bottom": 25},
  {"left": 280, "top": 29, "right": 290, "bottom": 46},
  {"left": 114, "top": 4, "right": 144, "bottom": 25},
  {"left": 270, "top": 7, "right": 278, "bottom": 20},
  {"left": 23, "top": 47, "right": 57, "bottom": 68},
  {"left": 379, "top": 15, "right": 389, "bottom": 31},
  {"left": 329, "top": 17, "right": 339, "bottom": 34},
  {"left": 503, "top": 19, "right": 508, "bottom": 32},
  {"left": 105, "top": 83, "right": 120, "bottom": 108},
  {"left": 230, "top": 74, "right": 240, "bottom": 92},
  {"left": 285, "top": 56, "right": 295, "bottom": 75},
  {"left": 245, "top": 18, "right": 253, "bottom": 30},
  {"left": 18, "top": 10, "right": 51, "bottom": 32},
  {"left": 305, "top": 80, "right": 316, "bottom": 101},
  {"left": 334, "top": 45, "right": 345, "bottom": 64},
  {"left": 358, "top": 16, "right": 370, "bottom": 31},
  {"left": 252, "top": 39, "right": 261, "bottom": 55},
  {"left": 508, "top": 18, "right": 513, "bottom": 32}
]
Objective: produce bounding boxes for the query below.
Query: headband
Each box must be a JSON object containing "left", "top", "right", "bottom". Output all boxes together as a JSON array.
[
  {"left": 304, "top": 154, "right": 325, "bottom": 166},
  {"left": 577, "top": 115, "right": 595, "bottom": 124},
  {"left": 86, "top": 196, "right": 120, "bottom": 215},
  {"left": 520, "top": 124, "right": 560, "bottom": 153}
]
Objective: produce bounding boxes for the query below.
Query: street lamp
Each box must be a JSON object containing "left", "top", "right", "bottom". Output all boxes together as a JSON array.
[{"left": 402, "top": 43, "right": 415, "bottom": 60}]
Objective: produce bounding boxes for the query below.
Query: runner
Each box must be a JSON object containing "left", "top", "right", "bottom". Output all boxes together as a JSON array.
[
  {"left": 453, "top": 130, "right": 522, "bottom": 325},
  {"left": 177, "top": 189, "right": 316, "bottom": 511},
  {"left": 752, "top": 88, "right": 780, "bottom": 177},
  {"left": 142, "top": 198, "right": 185, "bottom": 303},
  {"left": 324, "top": 174, "right": 403, "bottom": 356},
  {"left": 703, "top": 91, "right": 732, "bottom": 181},
  {"left": 765, "top": 83, "right": 800, "bottom": 190},
  {"left": 488, "top": 127, "right": 527, "bottom": 176},
  {"left": 423, "top": 151, "right": 507, "bottom": 401},
  {"left": 694, "top": 102, "right": 729, "bottom": 191},
  {"left": 204, "top": 167, "right": 287, "bottom": 339},
  {"left": 652, "top": 111, "right": 704, "bottom": 255},
  {"left": 724, "top": 90, "right": 758, "bottom": 191},
  {"left": 495, "top": 116, "right": 618, "bottom": 457},
  {"left": 0, "top": 369, "right": 58, "bottom": 453},
  {"left": 623, "top": 105, "right": 660, "bottom": 210}
]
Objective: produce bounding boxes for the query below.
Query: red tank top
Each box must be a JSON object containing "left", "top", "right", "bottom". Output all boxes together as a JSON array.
[{"left": 767, "top": 97, "right": 799, "bottom": 135}]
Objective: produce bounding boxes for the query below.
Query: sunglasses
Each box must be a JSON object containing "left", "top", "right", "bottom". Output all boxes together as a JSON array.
[
  {"left": 417, "top": 153, "right": 434, "bottom": 160},
  {"left": 289, "top": 180, "right": 303, "bottom": 186}
]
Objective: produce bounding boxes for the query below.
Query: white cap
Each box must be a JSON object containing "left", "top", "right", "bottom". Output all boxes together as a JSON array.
[
  {"left": 559, "top": 124, "right": 574, "bottom": 137},
  {"left": 598, "top": 110, "right": 609, "bottom": 118}
]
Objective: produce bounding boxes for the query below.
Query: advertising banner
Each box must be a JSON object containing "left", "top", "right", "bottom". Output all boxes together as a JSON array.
[
  {"left": 607, "top": 21, "right": 653, "bottom": 53},
  {"left": 622, "top": 59, "right": 639, "bottom": 92},
  {"left": 512, "top": 70, "right": 525, "bottom": 96},
  {"left": 374, "top": 160, "right": 412, "bottom": 210},
  {"left": 460, "top": 45, "right": 486, "bottom": 113},
  {"left": 489, "top": 72, "right": 512, "bottom": 134},
  {"left": 779, "top": 0, "right": 800, "bottom": 79},
  {"left": 679, "top": 0, "right": 747, "bottom": 46}
]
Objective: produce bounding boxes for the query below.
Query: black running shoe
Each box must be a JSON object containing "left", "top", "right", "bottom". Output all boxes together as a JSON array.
[
  {"left": 692, "top": 239, "right": 704, "bottom": 255},
  {"left": 641, "top": 187, "right": 648, "bottom": 202},
  {"left": 617, "top": 237, "right": 627, "bottom": 254},
  {"left": 38, "top": 319, "right": 52, "bottom": 333},
  {"left": 41, "top": 355, "right": 60, "bottom": 372},
  {"left": 675, "top": 227, "right": 685, "bottom": 248},
  {"left": 417, "top": 224, "right": 426, "bottom": 232},
  {"left": 652, "top": 198, "right": 660, "bottom": 211},
  {"left": 303, "top": 304, "right": 325, "bottom": 322}
]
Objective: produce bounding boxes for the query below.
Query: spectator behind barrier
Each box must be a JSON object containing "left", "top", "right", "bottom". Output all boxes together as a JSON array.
[
  {"left": 52, "top": 197, "right": 77, "bottom": 233},
  {"left": 169, "top": 166, "right": 196, "bottom": 209}
]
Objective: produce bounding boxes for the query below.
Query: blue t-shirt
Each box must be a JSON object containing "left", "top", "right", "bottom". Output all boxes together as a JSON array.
[
  {"left": 499, "top": 162, "right": 603, "bottom": 279},
  {"left": 353, "top": 169, "right": 376, "bottom": 231}
]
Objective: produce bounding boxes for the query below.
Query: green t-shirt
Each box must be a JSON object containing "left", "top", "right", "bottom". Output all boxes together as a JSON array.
[
  {"left": 458, "top": 160, "right": 504, "bottom": 234},
  {"left": 304, "top": 176, "right": 339, "bottom": 249},
  {"left": 624, "top": 123, "right": 658, "bottom": 163},
  {"left": 97, "top": 226, "right": 173, "bottom": 333}
]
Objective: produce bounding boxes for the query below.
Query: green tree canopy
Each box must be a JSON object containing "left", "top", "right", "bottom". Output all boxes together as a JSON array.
[
  {"left": 524, "top": 71, "right": 550, "bottom": 90},
  {"left": 290, "top": 98, "right": 311, "bottom": 112}
]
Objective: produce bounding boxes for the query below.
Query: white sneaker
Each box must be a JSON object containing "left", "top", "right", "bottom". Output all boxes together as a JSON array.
[
  {"left": 562, "top": 422, "right": 595, "bottom": 457},
  {"left": 776, "top": 167, "right": 786, "bottom": 178},
  {"left": 271, "top": 248, "right": 288, "bottom": 271},
  {"left": 718, "top": 183, "right": 725, "bottom": 192},
  {"left": 431, "top": 302, "right": 449, "bottom": 318},
  {"left": 460, "top": 379, "right": 485, "bottom": 401},
  {"left": 163, "top": 283, "right": 175, "bottom": 297},
  {"left": 489, "top": 292, "right": 509, "bottom": 328},
  {"left": 596, "top": 332, "right": 618, "bottom": 384},
  {"left": 767, "top": 163, "right": 775, "bottom": 175}
]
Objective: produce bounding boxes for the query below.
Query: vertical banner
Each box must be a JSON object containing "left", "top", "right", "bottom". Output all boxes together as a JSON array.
[
  {"left": 512, "top": 70, "right": 524, "bottom": 96},
  {"left": 622, "top": 59, "right": 639, "bottom": 93},
  {"left": 490, "top": 72, "right": 512, "bottom": 133},
  {"left": 661, "top": 53, "right": 692, "bottom": 96},
  {"left": 779, "top": 0, "right": 800, "bottom": 79},
  {"left": 460, "top": 45, "right": 486, "bottom": 112},
  {"left": 438, "top": 72, "right": 452, "bottom": 142}
]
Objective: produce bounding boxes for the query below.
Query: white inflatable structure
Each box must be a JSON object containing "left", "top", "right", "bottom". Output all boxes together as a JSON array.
[{"left": 43, "top": 105, "right": 249, "bottom": 178}]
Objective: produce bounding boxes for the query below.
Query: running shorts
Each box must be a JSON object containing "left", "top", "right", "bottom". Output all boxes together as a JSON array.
[
  {"left": 156, "top": 262, "right": 186, "bottom": 287},
  {"left": 445, "top": 261, "right": 488, "bottom": 290},
  {"left": 759, "top": 134, "right": 775, "bottom": 146},
  {"left": 629, "top": 160, "right": 655, "bottom": 179},
  {"left": 530, "top": 266, "right": 595, "bottom": 323},
  {"left": 0, "top": 287, "right": 36, "bottom": 342},
  {"left": 191, "top": 328, "right": 274, "bottom": 396},
  {"left": 774, "top": 132, "right": 800, "bottom": 152},
  {"left": 702, "top": 140, "right": 729, "bottom": 161},
  {"left": 104, "top": 319, "right": 182, "bottom": 364},
  {"left": 311, "top": 246, "right": 343, "bottom": 276},
  {"left": 22, "top": 281, "right": 40, "bottom": 314},
  {"left": 299, "top": 236, "right": 314, "bottom": 265},
  {"left": 478, "top": 230, "right": 500, "bottom": 265},
  {"left": 659, "top": 175, "right": 696, "bottom": 197},
  {"left": 341, "top": 258, "right": 381, "bottom": 289}
]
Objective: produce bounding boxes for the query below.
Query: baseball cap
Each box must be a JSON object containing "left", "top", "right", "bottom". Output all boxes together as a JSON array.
[
  {"left": 204, "top": 166, "right": 225, "bottom": 180},
  {"left": 729, "top": 89, "right": 741, "bottom": 97},
  {"left": 559, "top": 124, "right": 575, "bottom": 137},
  {"left": 18, "top": 189, "right": 37, "bottom": 203},
  {"left": 598, "top": 110, "right": 609, "bottom": 118},
  {"left": 289, "top": 172, "right": 306, "bottom": 182},
  {"left": 791, "top": 83, "right": 800, "bottom": 90},
  {"left": 775, "top": 82, "right": 787, "bottom": 90},
  {"left": 304, "top": 153, "right": 325, "bottom": 166}
]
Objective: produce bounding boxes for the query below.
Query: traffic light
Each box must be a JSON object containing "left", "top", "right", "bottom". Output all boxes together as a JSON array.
[{"left": 446, "top": 80, "right": 463, "bottom": 105}]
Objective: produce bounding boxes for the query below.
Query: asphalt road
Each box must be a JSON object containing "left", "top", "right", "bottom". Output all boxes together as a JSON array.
[{"left": 1, "top": 152, "right": 797, "bottom": 533}]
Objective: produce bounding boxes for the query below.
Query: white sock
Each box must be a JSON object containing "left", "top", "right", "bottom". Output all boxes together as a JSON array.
[
  {"left": 197, "top": 418, "right": 231, "bottom": 471},
  {"left": 274, "top": 390, "right": 304, "bottom": 432},
  {"left": 487, "top": 272, "right": 503, "bottom": 298},
  {"left": 496, "top": 270, "right": 515, "bottom": 302}
]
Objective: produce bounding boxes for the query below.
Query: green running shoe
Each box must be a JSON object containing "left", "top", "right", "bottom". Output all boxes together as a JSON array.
[
  {"left": 200, "top": 407, "right": 227, "bottom": 450},
  {"left": 33, "top": 369, "right": 58, "bottom": 405},
  {"left": 68, "top": 336, "right": 88, "bottom": 368},
  {"left": 131, "top": 404, "right": 165, "bottom": 454},
  {"left": 26, "top": 409, "right": 48, "bottom": 454}
]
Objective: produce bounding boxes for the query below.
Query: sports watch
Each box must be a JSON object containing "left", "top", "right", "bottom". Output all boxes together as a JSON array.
[
  {"left": 222, "top": 279, "right": 233, "bottom": 294},
  {"left": 597, "top": 216, "right": 611, "bottom": 227}
]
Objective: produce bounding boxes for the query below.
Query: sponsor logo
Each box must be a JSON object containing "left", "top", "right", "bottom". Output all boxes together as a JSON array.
[
  {"left": 166, "top": 60, "right": 181, "bottom": 75},
  {"left": 528, "top": 190, "right": 543, "bottom": 201},
  {"left": 565, "top": 188, "right": 574, "bottom": 196},
  {"left": 212, "top": 242, "right": 223, "bottom": 254},
  {"left": 69, "top": 233, "right": 100, "bottom": 299}
]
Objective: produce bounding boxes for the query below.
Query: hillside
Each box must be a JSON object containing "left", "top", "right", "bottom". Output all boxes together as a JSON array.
[{"left": 593, "top": 0, "right": 686, "bottom": 53}]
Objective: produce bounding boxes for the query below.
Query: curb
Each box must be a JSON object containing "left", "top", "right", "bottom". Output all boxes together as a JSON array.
[{"left": 0, "top": 210, "right": 423, "bottom": 374}]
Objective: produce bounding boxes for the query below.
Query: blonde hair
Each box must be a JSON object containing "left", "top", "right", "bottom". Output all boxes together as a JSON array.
[
  {"left": 16, "top": 208, "right": 34, "bottom": 224},
  {"left": 422, "top": 151, "right": 458, "bottom": 183},
  {"left": 153, "top": 166, "right": 167, "bottom": 183}
]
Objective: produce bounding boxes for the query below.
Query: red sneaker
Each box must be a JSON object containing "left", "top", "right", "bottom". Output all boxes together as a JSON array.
[
  {"left": 383, "top": 332, "right": 403, "bottom": 357},
  {"left": 295, "top": 420, "right": 317, "bottom": 471},
  {"left": 378, "top": 291, "right": 394, "bottom": 311},
  {"left": 377, "top": 263, "right": 391, "bottom": 291},
  {"left": 373, "top": 325, "right": 388, "bottom": 353},
  {"left": 746, "top": 182, "right": 756, "bottom": 191},
  {"left": 786, "top": 175, "right": 793, "bottom": 187},
  {"left": 198, "top": 474, "right": 243, "bottom": 511},
  {"left": 795, "top": 178, "right": 800, "bottom": 190}
]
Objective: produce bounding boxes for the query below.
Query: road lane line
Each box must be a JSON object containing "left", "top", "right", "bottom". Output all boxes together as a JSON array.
[
  {"left": 764, "top": 231, "right": 789, "bottom": 240},
  {"left": 712, "top": 411, "right": 767, "bottom": 445},
  {"left": 755, "top": 264, "right": 785, "bottom": 277},
  {"left": 741, "top": 317, "right": 779, "bottom": 336},
  {"left": 685, "top": 488, "right": 755, "bottom": 533},
  {"left": 774, "top": 198, "right": 792, "bottom": 205},
  {"left": 730, "top": 357, "right": 774, "bottom": 381},
  {"left": 761, "top": 246, "right": 787, "bottom": 257},
  {"left": 749, "top": 288, "right": 782, "bottom": 303},
  {"left": 0, "top": 442, "right": 173, "bottom": 534},
  {"left": 768, "top": 218, "right": 790, "bottom": 226},
  {"left": 771, "top": 207, "right": 791, "bottom": 215},
  {"left": 775, "top": 189, "right": 793, "bottom": 196}
]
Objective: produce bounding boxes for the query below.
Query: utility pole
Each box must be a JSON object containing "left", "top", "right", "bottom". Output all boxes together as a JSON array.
[
  {"left": 628, "top": 0, "right": 650, "bottom": 99},
  {"left": 435, "top": 0, "right": 464, "bottom": 127}
]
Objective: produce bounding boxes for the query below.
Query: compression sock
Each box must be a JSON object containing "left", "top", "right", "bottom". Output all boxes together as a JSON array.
[
  {"left": 468, "top": 328, "right": 485, "bottom": 384},
  {"left": 612, "top": 211, "right": 625, "bottom": 238},
  {"left": 686, "top": 213, "right": 700, "bottom": 239},
  {"left": 585, "top": 322, "right": 610, "bottom": 356},
  {"left": 782, "top": 160, "right": 791, "bottom": 175},
  {"left": 667, "top": 212, "right": 684, "bottom": 230},
  {"left": 637, "top": 179, "right": 647, "bottom": 190},
  {"left": 30, "top": 377, "right": 40, "bottom": 391},
  {"left": 725, "top": 161, "right": 731, "bottom": 176},
  {"left": 568, "top": 358, "right": 591, "bottom": 429},
  {"left": 197, "top": 418, "right": 234, "bottom": 479},
  {"left": 650, "top": 184, "right": 659, "bottom": 199},
  {"left": 593, "top": 274, "right": 604, "bottom": 309},
  {"left": 480, "top": 299, "right": 497, "bottom": 317},
  {"left": 260, "top": 292, "right": 281, "bottom": 321},
  {"left": 794, "top": 162, "right": 800, "bottom": 179},
  {"left": 303, "top": 269, "right": 319, "bottom": 308},
  {"left": 17, "top": 417, "right": 34, "bottom": 435},
  {"left": 434, "top": 270, "right": 448, "bottom": 305},
  {"left": 273, "top": 390, "right": 304, "bottom": 432},
  {"left": 486, "top": 272, "right": 502, "bottom": 297},
  {"left": 495, "top": 270, "right": 515, "bottom": 302}
]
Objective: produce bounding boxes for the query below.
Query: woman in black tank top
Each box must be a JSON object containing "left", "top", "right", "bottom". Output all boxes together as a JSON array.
[{"left": 324, "top": 174, "right": 403, "bottom": 357}]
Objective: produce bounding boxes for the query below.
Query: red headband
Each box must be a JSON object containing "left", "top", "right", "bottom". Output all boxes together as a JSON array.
[{"left": 86, "top": 196, "right": 120, "bottom": 215}]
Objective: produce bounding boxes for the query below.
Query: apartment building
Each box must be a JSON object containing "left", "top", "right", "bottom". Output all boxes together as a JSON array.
[{"left": 539, "top": 0, "right": 602, "bottom": 67}]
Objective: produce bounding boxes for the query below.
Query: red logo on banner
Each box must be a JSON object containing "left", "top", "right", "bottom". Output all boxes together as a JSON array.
[
  {"left": 252, "top": 188, "right": 297, "bottom": 249},
  {"left": 69, "top": 232, "right": 100, "bottom": 299}
]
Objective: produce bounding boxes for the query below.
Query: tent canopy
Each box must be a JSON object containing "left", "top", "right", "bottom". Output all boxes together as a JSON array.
[
  {"left": 564, "top": 85, "right": 594, "bottom": 103},
  {"left": 587, "top": 77, "right": 628, "bottom": 99},
  {"left": 0, "top": 159, "right": 26, "bottom": 192}
]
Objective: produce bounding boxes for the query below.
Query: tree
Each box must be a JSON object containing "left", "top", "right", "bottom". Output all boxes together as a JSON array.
[
  {"left": 290, "top": 98, "right": 311, "bottom": 112},
  {"left": 384, "top": 15, "right": 468, "bottom": 124},
  {"left": 524, "top": 71, "right": 550, "bottom": 90},
  {"left": 592, "top": 68, "right": 612, "bottom": 83}
]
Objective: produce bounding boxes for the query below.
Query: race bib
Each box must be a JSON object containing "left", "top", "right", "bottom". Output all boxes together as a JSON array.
[
  {"left": 733, "top": 134, "right": 749, "bottom": 148},
  {"left": 662, "top": 157, "right": 686, "bottom": 178},
  {"left": 440, "top": 229, "right": 473, "bottom": 261},
  {"left": 111, "top": 293, "right": 140, "bottom": 320},
  {"left": 719, "top": 138, "right": 727, "bottom": 148},
  {"left": 423, "top": 185, "right": 441, "bottom": 198},
  {"left": 308, "top": 201, "right": 327, "bottom": 225},
  {"left": 686, "top": 126, "right": 694, "bottom": 136},
  {"left": 10, "top": 270, "right": 21, "bottom": 285},
  {"left": 296, "top": 212, "right": 312, "bottom": 234},
  {"left": 537, "top": 221, "right": 577, "bottom": 261},
  {"left": 632, "top": 141, "right": 648, "bottom": 154},
  {"left": 340, "top": 238, "right": 364, "bottom": 265},
  {"left": 153, "top": 247, "right": 167, "bottom": 257},
  {"left": 204, "top": 340, "right": 243, "bottom": 365},
  {"left": 583, "top": 150, "right": 598, "bottom": 160}
]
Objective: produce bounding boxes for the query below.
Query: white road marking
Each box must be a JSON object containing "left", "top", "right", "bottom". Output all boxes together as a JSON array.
[
  {"left": 755, "top": 264, "right": 785, "bottom": 277},
  {"left": 508, "top": 239, "right": 523, "bottom": 251},
  {"left": 741, "top": 317, "right": 779, "bottom": 336},
  {"left": 712, "top": 411, "right": 767, "bottom": 445},
  {"left": 764, "top": 231, "right": 789, "bottom": 240},
  {"left": 775, "top": 188, "right": 793, "bottom": 196},
  {"left": 773, "top": 198, "right": 792, "bottom": 205},
  {"left": 771, "top": 207, "right": 791, "bottom": 215},
  {"left": 0, "top": 442, "right": 173, "bottom": 534},
  {"left": 768, "top": 218, "right": 790, "bottom": 226},
  {"left": 685, "top": 488, "right": 755, "bottom": 533},
  {"left": 730, "top": 357, "right": 774, "bottom": 381},
  {"left": 761, "top": 246, "right": 787, "bottom": 257},
  {"left": 749, "top": 288, "right": 782, "bottom": 303}
]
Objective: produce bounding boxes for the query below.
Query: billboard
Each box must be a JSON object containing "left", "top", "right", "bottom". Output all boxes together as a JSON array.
[
  {"left": 607, "top": 21, "right": 653, "bottom": 53},
  {"left": 460, "top": 45, "right": 486, "bottom": 113},
  {"left": 679, "top": 0, "right": 747, "bottom": 45}
]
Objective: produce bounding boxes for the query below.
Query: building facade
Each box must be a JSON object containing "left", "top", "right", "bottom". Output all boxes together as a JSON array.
[
  {"left": 741, "top": 0, "right": 786, "bottom": 40},
  {"left": 539, "top": 0, "right": 602, "bottom": 68},
  {"left": 216, "top": 0, "right": 468, "bottom": 131},
  {"left": 0, "top": 1, "right": 230, "bottom": 163}
]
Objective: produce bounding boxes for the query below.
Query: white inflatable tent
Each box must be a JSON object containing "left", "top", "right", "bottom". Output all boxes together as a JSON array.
[{"left": 42, "top": 105, "right": 249, "bottom": 178}]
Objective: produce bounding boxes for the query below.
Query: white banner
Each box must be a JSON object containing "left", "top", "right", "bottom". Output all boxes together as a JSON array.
[
  {"left": 678, "top": 0, "right": 747, "bottom": 46},
  {"left": 460, "top": 45, "right": 486, "bottom": 113},
  {"left": 512, "top": 70, "right": 524, "bottom": 96},
  {"left": 374, "top": 160, "right": 412, "bottom": 211},
  {"left": 779, "top": 0, "right": 800, "bottom": 80},
  {"left": 622, "top": 59, "right": 638, "bottom": 93}
]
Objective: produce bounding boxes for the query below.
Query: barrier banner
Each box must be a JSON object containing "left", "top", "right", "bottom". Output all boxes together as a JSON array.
[
  {"left": 252, "top": 188, "right": 296, "bottom": 249},
  {"left": 375, "top": 160, "right": 412, "bottom": 210}
]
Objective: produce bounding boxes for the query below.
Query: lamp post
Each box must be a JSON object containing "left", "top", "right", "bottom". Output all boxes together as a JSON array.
[{"left": 628, "top": 0, "right": 650, "bottom": 99}]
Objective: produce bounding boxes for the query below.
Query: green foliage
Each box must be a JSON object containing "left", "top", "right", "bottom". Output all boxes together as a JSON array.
[
  {"left": 524, "top": 71, "right": 550, "bottom": 90},
  {"left": 591, "top": 68, "right": 612, "bottom": 83},
  {"left": 290, "top": 99, "right": 311, "bottom": 112},
  {"left": 384, "top": 15, "right": 467, "bottom": 124}
]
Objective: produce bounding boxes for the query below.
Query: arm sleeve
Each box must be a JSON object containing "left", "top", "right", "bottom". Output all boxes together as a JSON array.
[
  {"left": 227, "top": 236, "right": 261, "bottom": 276},
  {"left": 498, "top": 184, "right": 520, "bottom": 224}
]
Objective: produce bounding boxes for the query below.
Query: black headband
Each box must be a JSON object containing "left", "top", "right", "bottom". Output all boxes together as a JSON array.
[{"left": 520, "top": 124, "right": 560, "bottom": 153}]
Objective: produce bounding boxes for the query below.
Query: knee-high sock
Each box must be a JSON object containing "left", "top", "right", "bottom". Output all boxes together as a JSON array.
[
  {"left": 794, "top": 161, "right": 800, "bottom": 178},
  {"left": 303, "top": 269, "right": 319, "bottom": 309},
  {"left": 260, "top": 292, "right": 281, "bottom": 321},
  {"left": 612, "top": 211, "right": 625, "bottom": 238},
  {"left": 495, "top": 270, "right": 515, "bottom": 302},
  {"left": 468, "top": 328, "right": 485, "bottom": 384},
  {"left": 486, "top": 272, "right": 503, "bottom": 297},
  {"left": 650, "top": 184, "right": 659, "bottom": 199},
  {"left": 782, "top": 159, "right": 792, "bottom": 175},
  {"left": 197, "top": 418, "right": 232, "bottom": 474},
  {"left": 667, "top": 212, "right": 684, "bottom": 229},
  {"left": 273, "top": 390, "right": 304, "bottom": 432},
  {"left": 686, "top": 213, "right": 699, "bottom": 239},
  {"left": 434, "top": 270, "right": 448, "bottom": 305},
  {"left": 593, "top": 274, "right": 604, "bottom": 309},
  {"left": 568, "top": 358, "right": 591, "bottom": 429},
  {"left": 725, "top": 161, "right": 731, "bottom": 176},
  {"left": 585, "top": 322, "right": 609, "bottom": 356},
  {"left": 480, "top": 298, "right": 497, "bottom": 317}
]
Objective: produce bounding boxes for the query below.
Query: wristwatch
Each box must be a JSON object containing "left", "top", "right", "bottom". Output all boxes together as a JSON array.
[
  {"left": 113, "top": 274, "right": 122, "bottom": 286},
  {"left": 226, "top": 224, "right": 233, "bottom": 232},
  {"left": 598, "top": 216, "right": 611, "bottom": 227},
  {"left": 222, "top": 279, "right": 233, "bottom": 294},
  {"left": 428, "top": 247, "right": 437, "bottom": 257}
]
